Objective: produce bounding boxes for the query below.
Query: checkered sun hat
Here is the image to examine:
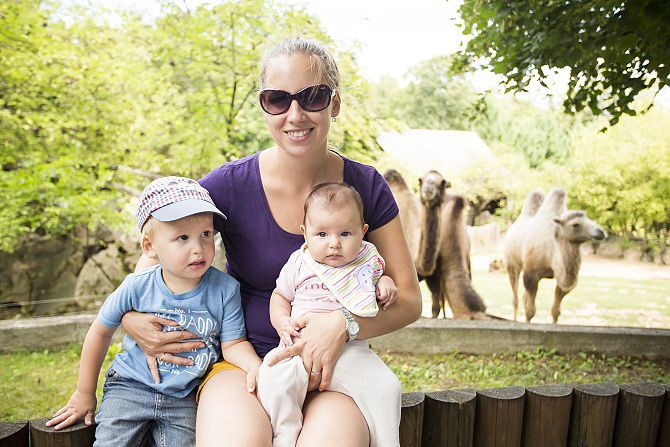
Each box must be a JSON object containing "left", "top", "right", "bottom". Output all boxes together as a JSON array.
[{"left": 136, "top": 176, "right": 226, "bottom": 231}]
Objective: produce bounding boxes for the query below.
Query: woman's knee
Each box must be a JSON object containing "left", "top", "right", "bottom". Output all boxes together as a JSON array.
[
  {"left": 196, "top": 370, "right": 272, "bottom": 447},
  {"left": 298, "top": 391, "right": 369, "bottom": 447}
]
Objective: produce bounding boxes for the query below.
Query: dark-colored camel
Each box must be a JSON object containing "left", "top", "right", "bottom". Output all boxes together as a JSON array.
[{"left": 384, "top": 169, "right": 487, "bottom": 319}]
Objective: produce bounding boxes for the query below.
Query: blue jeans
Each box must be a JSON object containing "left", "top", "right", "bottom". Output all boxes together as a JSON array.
[{"left": 94, "top": 368, "right": 197, "bottom": 447}]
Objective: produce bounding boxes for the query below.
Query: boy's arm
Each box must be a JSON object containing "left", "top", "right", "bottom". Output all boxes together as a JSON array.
[
  {"left": 270, "top": 288, "right": 301, "bottom": 346},
  {"left": 46, "top": 318, "right": 116, "bottom": 430},
  {"left": 220, "top": 337, "right": 262, "bottom": 393}
]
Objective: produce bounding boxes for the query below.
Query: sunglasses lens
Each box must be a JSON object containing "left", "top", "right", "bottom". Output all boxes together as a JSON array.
[
  {"left": 297, "top": 85, "right": 331, "bottom": 112},
  {"left": 259, "top": 85, "right": 333, "bottom": 115},
  {"left": 259, "top": 90, "right": 290, "bottom": 115}
]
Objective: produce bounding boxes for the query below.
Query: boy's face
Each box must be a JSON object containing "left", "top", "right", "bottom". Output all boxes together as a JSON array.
[
  {"left": 142, "top": 213, "right": 216, "bottom": 293},
  {"left": 301, "top": 204, "right": 368, "bottom": 268}
]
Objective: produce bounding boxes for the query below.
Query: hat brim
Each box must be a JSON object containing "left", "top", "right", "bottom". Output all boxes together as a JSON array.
[{"left": 151, "top": 199, "right": 227, "bottom": 223}]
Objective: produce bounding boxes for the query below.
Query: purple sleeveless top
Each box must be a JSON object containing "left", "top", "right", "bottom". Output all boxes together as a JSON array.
[{"left": 199, "top": 151, "right": 398, "bottom": 356}]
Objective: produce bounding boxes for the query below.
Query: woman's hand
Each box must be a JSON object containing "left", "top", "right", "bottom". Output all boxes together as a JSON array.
[
  {"left": 265, "top": 311, "right": 347, "bottom": 391},
  {"left": 121, "top": 311, "right": 204, "bottom": 366}
]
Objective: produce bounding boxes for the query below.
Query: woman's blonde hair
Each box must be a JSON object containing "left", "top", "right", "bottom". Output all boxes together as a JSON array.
[{"left": 259, "top": 38, "right": 341, "bottom": 93}]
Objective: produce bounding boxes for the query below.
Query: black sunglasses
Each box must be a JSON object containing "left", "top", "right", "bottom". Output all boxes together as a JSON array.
[{"left": 259, "top": 84, "right": 335, "bottom": 115}]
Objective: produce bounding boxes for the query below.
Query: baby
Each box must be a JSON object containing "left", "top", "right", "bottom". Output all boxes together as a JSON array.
[{"left": 257, "top": 181, "right": 402, "bottom": 447}]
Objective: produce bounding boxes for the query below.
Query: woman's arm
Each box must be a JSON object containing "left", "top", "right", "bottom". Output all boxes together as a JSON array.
[
  {"left": 354, "top": 215, "right": 422, "bottom": 339},
  {"left": 267, "top": 216, "right": 422, "bottom": 390}
]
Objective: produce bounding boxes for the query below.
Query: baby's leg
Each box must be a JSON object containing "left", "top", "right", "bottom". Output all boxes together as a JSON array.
[
  {"left": 258, "top": 346, "right": 309, "bottom": 447},
  {"left": 327, "top": 341, "right": 401, "bottom": 447}
]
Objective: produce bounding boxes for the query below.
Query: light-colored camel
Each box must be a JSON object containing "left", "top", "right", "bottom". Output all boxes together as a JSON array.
[
  {"left": 384, "top": 169, "right": 487, "bottom": 320},
  {"left": 503, "top": 187, "right": 606, "bottom": 323}
]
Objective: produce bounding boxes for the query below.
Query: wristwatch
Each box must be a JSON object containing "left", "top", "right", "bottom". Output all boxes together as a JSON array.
[{"left": 339, "top": 307, "right": 359, "bottom": 341}]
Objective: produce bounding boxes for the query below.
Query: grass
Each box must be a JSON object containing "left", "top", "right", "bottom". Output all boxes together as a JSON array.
[{"left": 1, "top": 343, "right": 667, "bottom": 422}]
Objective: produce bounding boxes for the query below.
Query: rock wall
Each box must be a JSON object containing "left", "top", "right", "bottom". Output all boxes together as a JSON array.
[{"left": 0, "top": 226, "right": 228, "bottom": 318}]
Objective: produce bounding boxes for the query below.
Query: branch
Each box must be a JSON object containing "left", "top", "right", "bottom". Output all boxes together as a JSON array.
[{"left": 109, "top": 165, "right": 163, "bottom": 181}]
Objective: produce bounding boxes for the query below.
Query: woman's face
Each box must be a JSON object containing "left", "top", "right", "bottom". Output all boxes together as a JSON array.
[{"left": 261, "top": 53, "right": 340, "bottom": 157}]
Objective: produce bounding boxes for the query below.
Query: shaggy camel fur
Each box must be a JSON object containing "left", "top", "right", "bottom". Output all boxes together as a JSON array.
[
  {"left": 504, "top": 187, "right": 606, "bottom": 323},
  {"left": 384, "top": 169, "right": 487, "bottom": 319}
]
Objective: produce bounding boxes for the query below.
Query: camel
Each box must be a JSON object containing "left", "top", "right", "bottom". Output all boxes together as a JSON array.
[
  {"left": 503, "top": 187, "right": 606, "bottom": 323},
  {"left": 384, "top": 169, "right": 488, "bottom": 320}
]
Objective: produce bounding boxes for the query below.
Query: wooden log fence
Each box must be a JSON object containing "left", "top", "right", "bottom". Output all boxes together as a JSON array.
[{"left": 1, "top": 382, "right": 668, "bottom": 446}]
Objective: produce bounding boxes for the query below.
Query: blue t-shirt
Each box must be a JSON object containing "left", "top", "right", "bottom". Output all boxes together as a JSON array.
[
  {"left": 98, "top": 265, "right": 245, "bottom": 398},
  {"left": 199, "top": 151, "right": 399, "bottom": 356}
]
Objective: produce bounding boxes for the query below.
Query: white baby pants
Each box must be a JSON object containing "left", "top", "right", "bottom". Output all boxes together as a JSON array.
[{"left": 257, "top": 339, "right": 401, "bottom": 447}]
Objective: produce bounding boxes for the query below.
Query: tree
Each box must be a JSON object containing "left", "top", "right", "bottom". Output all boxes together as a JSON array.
[
  {"left": 456, "top": 0, "right": 670, "bottom": 126},
  {"left": 568, "top": 109, "right": 670, "bottom": 239}
]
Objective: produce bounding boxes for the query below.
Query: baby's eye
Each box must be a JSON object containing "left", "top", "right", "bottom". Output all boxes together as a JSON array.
[
  {"left": 341, "top": 232, "right": 351, "bottom": 237},
  {"left": 177, "top": 235, "right": 188, "bottom": 242},
  {"left": 201, "top": 230, "right": 211, "bottom": 238},
  {"left": 318, "top": 232, "right": 327, "bottom": 238}
]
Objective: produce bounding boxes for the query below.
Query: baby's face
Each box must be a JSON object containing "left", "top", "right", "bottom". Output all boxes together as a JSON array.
[{"left": 301, "top": 205, "right": 367, "bottom": 267}]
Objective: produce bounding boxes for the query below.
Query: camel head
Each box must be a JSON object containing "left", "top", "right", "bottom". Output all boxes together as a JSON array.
[
  {"left": 418, "top": 170, "right": 450, "bottom": 209},
  {"left": 552, "top": 210, "right": 607, "bottom": 243}
]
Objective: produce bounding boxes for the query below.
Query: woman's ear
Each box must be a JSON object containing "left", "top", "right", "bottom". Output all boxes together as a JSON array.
[{"left": 331, "top": 92, "right": 341, "bottom": 118}]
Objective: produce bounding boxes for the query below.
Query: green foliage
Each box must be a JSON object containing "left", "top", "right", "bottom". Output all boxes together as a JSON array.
[
  {"left": 456, "top": 0, "right": 670, "bottom": 126},
  {"left": 568, "top": 109, "right": 670, "bottom": 237},
  {"left": 0, "top": 0, "right": 381, "bottom": 253},
  {"left": 370, "top": 55, "right": 479, "bottom": 130}
]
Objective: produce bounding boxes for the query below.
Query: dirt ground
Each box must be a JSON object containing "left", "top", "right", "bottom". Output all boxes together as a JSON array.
[{"left": 471, "top": 252, "right": 670, "bottom": 282}]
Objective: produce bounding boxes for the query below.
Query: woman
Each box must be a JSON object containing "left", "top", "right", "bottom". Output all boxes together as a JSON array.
[{"left": 122, "top": 38, "right": 422, "bottom": 446}]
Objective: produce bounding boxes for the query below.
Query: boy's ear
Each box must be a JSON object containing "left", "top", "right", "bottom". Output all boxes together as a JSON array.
[
  {"left": 141, "top": 235, "right": 157, "bottom": 259},
  {"left": 362, "top": 223, "right": 369, "bottom": 236},
  {"left": 300, "top": 225, "right": 306, "bottom": 236}
]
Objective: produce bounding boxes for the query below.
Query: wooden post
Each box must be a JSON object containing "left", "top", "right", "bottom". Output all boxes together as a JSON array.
[
  {"left": 567, "top": 382, "right": 619, "bottom": 447},
  {"left": 656, "top": 384, "right": 670, "bottom": 447},
  {"left": 421, "top": 388, "right": 476, "bottom": 447},
  {"left": 0, "top": 420, "right": 29, "bottom": 447},
  {"left": 473, "top": 385, "right": 525, "bottom": 447},
  {"left": 29, "top": 418, "right": 96, "bottom": 447},
  {"left": 401, "top": 392, "right": 425, "bottom": 447},
  {"left": 612, "top": 382, "right": 664, "bottom": 447},
  {"left": 521, "top": 383, "right": 572, "bottom": 447}
]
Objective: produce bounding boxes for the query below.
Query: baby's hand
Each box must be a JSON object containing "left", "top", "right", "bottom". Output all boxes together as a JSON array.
[
  {"left": 45, "top": 390, "right": 97, "bottom": 430},
  {"left": 275, "top": 315, "right": 301, "bottom": 347},
  {"left": 376, "top": 275, "right": 398, "bottom": 310}
]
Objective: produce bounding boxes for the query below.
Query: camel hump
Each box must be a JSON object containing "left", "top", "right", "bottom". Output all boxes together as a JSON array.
[
  {"left": 520, "top": 188, "right": 546, "bottom": 218},
  {"left": 383, "top": 169, "right": 411, "bottom": 190},
  {"left": 445, "top": 194, "right": 467, "bottom": 217},
  {"left": 537, "top": 187, "right": 567, "bottom": 217}
]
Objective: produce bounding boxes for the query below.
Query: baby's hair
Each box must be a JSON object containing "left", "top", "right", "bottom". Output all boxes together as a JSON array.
[
  {"left": 303, "top": 182, "right": 364, "bottom": 227},
  {"left": 259, "top": 37, "right": 341, "bottom": 93}
]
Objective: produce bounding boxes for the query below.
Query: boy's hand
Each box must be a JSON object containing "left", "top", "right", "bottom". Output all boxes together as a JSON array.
[
  {"left": 275, "top": 315, "right": 302, "bottom": 347},
  {"left": 246, "top": 363, "right": 260, "bottom": 394},
  {"left": 46, "top": 391, "right": 97, "bottom": 430},
  {"left": 376, "top": 275, "right": 398, "bottom": 310}
]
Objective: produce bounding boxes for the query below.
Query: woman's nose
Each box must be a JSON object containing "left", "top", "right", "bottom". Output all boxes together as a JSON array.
[{"left": 286, "top": 99, "right": 305, "bottom": 121}]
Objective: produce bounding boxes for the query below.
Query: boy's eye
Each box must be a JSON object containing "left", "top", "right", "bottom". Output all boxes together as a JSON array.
[
  {"left": 177, "top": 235, "right": 188, "bottom": 242},
  {"left": 201, "top": 230, "right": 211, "bottom": 238},
  {"left": 318, "top": 232, "right": 327, "bottom": 238},
  {"left": 341, "top": 232, "right": 351, "bottom": 237}
]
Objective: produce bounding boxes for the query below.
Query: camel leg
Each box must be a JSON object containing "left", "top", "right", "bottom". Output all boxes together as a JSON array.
[
  {"left": 552, "top": 286, "right": 569, "bottom": 323},
  {"left": 506, "top": 264, "right": 521, "bottom": 321},
  {"left": 522, "top": 272, "right": 539, "bottom": 322},
  {"left": 425, "top": 274, "right": 442, "bottom": 318}
]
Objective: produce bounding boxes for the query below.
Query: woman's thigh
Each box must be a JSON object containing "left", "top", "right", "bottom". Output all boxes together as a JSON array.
[
  {"left": 196, "top": 368, "right": 272, "bottom": 447},
  {"left": 298, "top": 391, "right": 370, "bottom": 447}
]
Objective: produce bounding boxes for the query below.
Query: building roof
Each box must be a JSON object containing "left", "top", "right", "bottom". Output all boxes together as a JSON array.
[{"left": 377, "top": 129, "right": 496, "bottom": 177}]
